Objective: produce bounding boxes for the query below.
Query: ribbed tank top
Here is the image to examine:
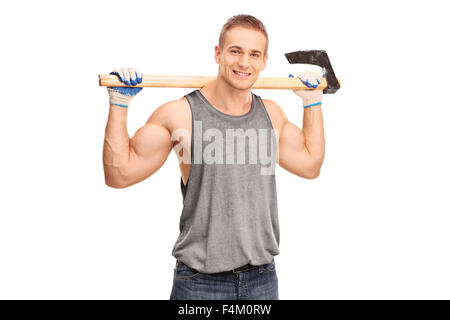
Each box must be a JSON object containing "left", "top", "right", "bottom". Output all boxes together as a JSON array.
[{"left": 171, "top": 89, "right": 280, "bottom": 274}]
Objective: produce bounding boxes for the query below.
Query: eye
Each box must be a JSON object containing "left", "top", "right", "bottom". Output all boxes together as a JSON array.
[
  {"left": 231, "top": 50, "right": 239, "bottom": 54},
  {"left": 251, "top": 53, "right": 260, "bottom": 57}
]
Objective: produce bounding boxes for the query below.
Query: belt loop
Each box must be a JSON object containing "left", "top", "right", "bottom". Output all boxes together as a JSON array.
[{"left": 258, "top": 265, "right": 264, "bottom": 274}]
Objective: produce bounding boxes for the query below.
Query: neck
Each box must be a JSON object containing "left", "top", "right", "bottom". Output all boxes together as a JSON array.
[{"left": 200, "top": 77, "right": 252, "bottom": 116}]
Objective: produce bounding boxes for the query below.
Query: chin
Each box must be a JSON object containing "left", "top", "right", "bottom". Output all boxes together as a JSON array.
[{"left": 230, "top": 77, "right": 256, "bottom": 90}]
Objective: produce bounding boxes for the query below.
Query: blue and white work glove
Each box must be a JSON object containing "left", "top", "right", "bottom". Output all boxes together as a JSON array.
[
  {"left": 290, "top": 71, "right": 323, "bottom": 104},
  {"left": 107, "top": 67, "right": 143, "bottom": 108}
]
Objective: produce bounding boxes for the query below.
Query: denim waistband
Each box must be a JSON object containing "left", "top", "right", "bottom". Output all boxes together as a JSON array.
[{"left": 176, "top": 259, "right": 274, "bottom": 274}]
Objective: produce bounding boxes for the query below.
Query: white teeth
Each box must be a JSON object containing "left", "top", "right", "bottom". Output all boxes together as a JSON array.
[{"left": 234, "top": 70, "right": 250, "bottom": 76}]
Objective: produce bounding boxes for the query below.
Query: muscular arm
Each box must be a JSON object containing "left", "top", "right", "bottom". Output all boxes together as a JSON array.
[
  {"left": 103, "top": 102, "right": 174, "bottom": 188},
  {"left": 276, "top": 100, "right": 325, "bottom": 179}
]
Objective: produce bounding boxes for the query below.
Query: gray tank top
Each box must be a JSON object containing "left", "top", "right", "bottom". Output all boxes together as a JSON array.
[{"left": 171, "top": 89, "right": 280, "bottom": 274}]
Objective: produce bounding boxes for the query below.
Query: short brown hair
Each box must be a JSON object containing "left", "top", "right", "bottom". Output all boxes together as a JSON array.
[{"left": 218, "top": 14, "right": 268, "bottom": 57}]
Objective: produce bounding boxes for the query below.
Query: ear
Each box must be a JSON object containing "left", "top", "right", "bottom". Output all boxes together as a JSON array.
[
  {"left": 214, "top": 45, "right": 221, "bottom": 64},
  {"left": 262, "top": 53, "right": 268, "bottom": 70}
]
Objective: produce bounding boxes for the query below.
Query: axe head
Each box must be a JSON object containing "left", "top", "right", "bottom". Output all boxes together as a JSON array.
[{"left": 285, "top": 50, "right": 340, "bottom": 94}]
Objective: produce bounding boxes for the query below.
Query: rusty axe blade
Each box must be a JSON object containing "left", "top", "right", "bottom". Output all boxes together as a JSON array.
[{"left": 285, "top": 50, "right": 340, "bottom": 94}]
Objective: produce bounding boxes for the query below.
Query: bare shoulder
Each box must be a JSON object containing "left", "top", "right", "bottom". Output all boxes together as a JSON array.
[
  {"left": 261, "top": 98, "right": 288, "bottom": 130},
  {"left": 146, "top": 96, "right": 191, "bottom": 133}
]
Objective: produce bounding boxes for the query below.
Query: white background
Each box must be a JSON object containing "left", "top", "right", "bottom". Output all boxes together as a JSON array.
[{"left": 1, "top": 0, "right": 449, "bottom": 299}]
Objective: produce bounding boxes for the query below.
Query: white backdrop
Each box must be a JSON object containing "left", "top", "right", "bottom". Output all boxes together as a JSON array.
[{"left": 1, "top": 0, "right": 449, "bottom": 299}]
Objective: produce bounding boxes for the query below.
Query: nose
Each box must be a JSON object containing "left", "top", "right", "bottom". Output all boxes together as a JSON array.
[{"left": 238, "top": 54, "right": 250, "bottom": 69}]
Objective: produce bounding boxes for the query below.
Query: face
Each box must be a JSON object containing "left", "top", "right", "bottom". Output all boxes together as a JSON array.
[{"left": 215, "top": 27, "right": 268, "bottom": 90}]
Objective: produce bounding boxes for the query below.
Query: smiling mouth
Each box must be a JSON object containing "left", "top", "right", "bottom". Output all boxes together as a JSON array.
[{"left": 233, "top": 70, "right": 251, "bottom": 77}]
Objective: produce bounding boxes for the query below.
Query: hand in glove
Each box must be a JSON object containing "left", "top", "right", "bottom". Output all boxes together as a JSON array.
[
  {"left": 291, "top": 71, "right": 323, "bottom": 107},
  {"left": 107, "top": 67, "right": 143, "bottom": 108}
]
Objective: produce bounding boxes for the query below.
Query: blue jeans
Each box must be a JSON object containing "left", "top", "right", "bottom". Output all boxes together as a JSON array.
[{"left": 170, "top": 259, "right": 279, "bottom": 300}]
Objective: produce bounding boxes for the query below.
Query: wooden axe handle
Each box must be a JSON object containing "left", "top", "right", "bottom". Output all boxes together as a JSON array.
[{"left": 98, "top": 74, "right": 335, "bottom": 90}]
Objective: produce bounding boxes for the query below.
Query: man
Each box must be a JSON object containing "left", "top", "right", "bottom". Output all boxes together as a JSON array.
[{"left": 103, "top": 14, "right": 325, "bottom": 300}]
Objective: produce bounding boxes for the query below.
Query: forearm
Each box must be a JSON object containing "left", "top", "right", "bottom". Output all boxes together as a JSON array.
[
  {"left": 302, "top": 98, "right": 325, "bottom": 169},
  {"left": 103, "top": 105, "right": 131, "bottom": 186}
]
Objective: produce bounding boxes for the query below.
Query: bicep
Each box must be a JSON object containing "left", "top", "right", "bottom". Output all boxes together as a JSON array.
[
  {"left": 123, "top": 109, "right": 173, "bottom": 186},
  {"left": 278, "top": 121, "right": 318, "bottom": 179}
]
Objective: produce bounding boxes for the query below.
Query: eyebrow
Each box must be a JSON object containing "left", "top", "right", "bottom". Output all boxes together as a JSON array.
[{"left": 228, "top": 45, "right": 262, "bottom": 55}]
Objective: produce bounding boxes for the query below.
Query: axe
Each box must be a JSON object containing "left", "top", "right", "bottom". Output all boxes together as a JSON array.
[{"left": 98, "top": 50, "right": 340, "bottom": 94}]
